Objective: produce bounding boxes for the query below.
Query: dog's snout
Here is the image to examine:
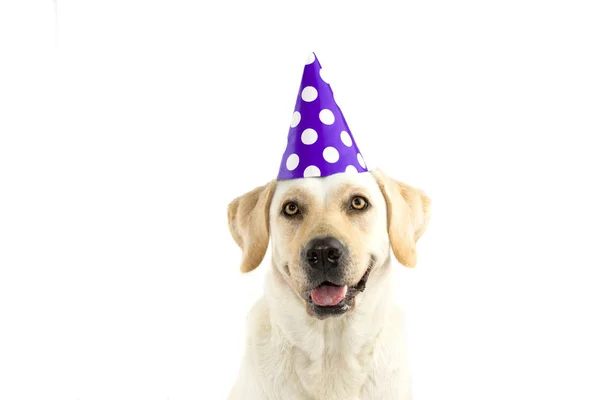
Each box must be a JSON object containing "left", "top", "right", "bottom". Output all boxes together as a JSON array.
[{"left": 304, "top": 236, "right": 346, "bottom": 270}]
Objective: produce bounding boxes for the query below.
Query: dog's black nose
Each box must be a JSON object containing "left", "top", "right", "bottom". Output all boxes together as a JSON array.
[{"left": 304, "top": 236, "right": 346, "bottom": 270}]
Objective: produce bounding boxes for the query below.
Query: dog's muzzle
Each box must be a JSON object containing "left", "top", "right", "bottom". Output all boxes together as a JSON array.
[{"left": 301, "top": 236, "right": 373, "bottom": 319}]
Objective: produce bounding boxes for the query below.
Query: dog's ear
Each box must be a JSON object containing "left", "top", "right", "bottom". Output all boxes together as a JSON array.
[
  {"left": 373, "top": 169, "right": 431, "bottom": 268},
  {"left": 227, "top": 181, "right": 276, "bottom": 273}
]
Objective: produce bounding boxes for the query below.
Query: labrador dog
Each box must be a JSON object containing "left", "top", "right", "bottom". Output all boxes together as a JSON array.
[{"left": 227, "top": 169, "right": 430, "bottom": 400}]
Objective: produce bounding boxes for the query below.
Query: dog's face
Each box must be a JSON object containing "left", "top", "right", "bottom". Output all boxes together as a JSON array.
[
  {"left": 228, "top": 169, "right": 430, "bottom": 319},
  {"left": 269, "top": 172, "right": 389, "bottom": 318}
]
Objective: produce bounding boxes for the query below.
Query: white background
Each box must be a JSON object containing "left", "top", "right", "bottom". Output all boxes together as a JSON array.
[{"left": 1, "top": 1, "right": 599, "bottom": 399}]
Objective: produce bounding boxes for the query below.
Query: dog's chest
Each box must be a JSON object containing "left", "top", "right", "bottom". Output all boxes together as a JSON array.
[
  {"left": 282, "top": 325, "right": 377, "bottom": 399},
  {"left": 240, "top": 292, "right": 410, "bottom": 399}
]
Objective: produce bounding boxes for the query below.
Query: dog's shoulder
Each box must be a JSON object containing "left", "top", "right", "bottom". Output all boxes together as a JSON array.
[{"left": 246, "top": 298, "right": 270, "bottom": 336}]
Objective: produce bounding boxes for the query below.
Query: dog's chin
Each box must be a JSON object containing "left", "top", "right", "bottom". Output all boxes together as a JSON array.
[{"left": 304, "top": 261, "right": 374, "bottom": 320}]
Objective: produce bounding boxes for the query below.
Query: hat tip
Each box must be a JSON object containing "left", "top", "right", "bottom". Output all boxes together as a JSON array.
[{"left": 305, "top": 52, "right": 317, "bottom": 65}]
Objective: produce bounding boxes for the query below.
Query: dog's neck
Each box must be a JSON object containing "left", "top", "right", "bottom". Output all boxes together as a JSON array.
[{"left": 264, "top": 257, "right": 395, "bottom": 356}]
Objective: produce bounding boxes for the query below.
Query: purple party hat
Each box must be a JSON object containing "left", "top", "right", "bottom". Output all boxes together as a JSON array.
[{"left": 277, "top": 53, "right": 368, "bottom": 180}]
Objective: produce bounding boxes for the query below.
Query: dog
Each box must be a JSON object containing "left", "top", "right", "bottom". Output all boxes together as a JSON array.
[{"left": 227, "top": 168, "right": 430, "bottom": 400}]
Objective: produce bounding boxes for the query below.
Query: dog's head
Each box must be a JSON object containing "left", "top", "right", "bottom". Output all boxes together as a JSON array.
[{"left": 227, "top": 169, "right": 430, "bottom": 319}]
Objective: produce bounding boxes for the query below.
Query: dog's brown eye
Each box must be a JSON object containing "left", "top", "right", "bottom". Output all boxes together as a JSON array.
[
  {"left": 282, "top": 202, "right": 300, "bottom": 216},
  {"left": 350, "top": 196, "right": 369, "bottom": 211}
]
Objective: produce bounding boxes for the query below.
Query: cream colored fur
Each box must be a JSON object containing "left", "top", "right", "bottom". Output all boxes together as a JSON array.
[{"left": 227, "top": 170, "right": 430, "bottom": 400}]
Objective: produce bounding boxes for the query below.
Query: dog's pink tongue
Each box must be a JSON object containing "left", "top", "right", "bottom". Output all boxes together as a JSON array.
[{"left": 311, "top": 285, "right": 348, "bottom": 306}]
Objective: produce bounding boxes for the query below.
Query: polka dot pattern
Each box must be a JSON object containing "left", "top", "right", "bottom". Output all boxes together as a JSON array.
[
  {"left": 286, "top": 154, "right": 299, "bottom": 171},
  {"left": 357, "top": 153, "right": 366, "bottom": 169},
  {"left": 319, "top": 109, "right": 335, "bottom": 125},
  {"left": 301, "top": 128, "right": 318, "bottom": 145},
  {"left": 323, "top": 146, "right": 339, "bottom": 163},
  {"left": 301, "top": 86, "right": 318, "bottom": 102},
  {"left": 346, "top": 165, "right": 358, "bottom": 174},
  {"left": 319, "top": 68, "right": 329, "bottom": 84},
  {"left": 340, "top": 131, "right": 352, "bottom": 147},
  {"left": 277, "top": 53, "right": 368, "bottom": 180},
  {"left": 290, "top": 111, "right": 301, "bottom": 128},
  {"left": 304, "top": 165, "right": 321, "bottom": 178}
]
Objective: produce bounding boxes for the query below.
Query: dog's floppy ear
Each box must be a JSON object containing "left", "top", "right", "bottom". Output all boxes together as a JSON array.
[
  {"left": 373, "top": 169, "right": 431, "bottom": 268},
  {"left": 227, "top": 181, "right": 276, "bottom": 273}
]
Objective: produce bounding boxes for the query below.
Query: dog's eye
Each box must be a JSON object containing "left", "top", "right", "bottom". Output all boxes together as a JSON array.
[
  {"left": 350, "top": 196, "right": 369, "bottom": 211},
  {"left": 282, "top": 202, "right": 300, "bottom": 216}
]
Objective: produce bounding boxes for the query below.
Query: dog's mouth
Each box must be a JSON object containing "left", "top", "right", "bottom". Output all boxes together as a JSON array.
[
  {"left": 305, "top": 261, "right": 373, "bottom": 319},
  {"left": 310, "top": 283, "right": 348, "bottom": 307}
]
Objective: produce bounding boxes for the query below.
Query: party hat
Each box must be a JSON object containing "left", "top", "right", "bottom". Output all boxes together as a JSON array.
[{"left": 277, "top": 53, "right": 367, "bottom": 180}]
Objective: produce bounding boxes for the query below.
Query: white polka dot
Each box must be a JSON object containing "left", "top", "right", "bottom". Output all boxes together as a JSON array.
[
  {"left": 319, "top": 68, "right": 329, "bottom": 83},
  {"left": 286, "top": 154, "right": 299, "bottom": 171},
  {"left": 319, "top": 109, "right": 335, "bottom": 125},
  {"left": 346, "top": 165, "right": 358, "bottom": 174},
  {"left": 301, "top": 86, "right": 318, "bottom": 102},
  {"left": 306, "top": 52, "right": 315, "bottom": 65},
  {"left": 290, "top": 111, "right": 301, "bottom": 128},
  {"left": 357, "top": 153, "right": 366, "bottom": 169},
  {"left": 304, "top": 165, "right": 321, "bottom": 178},
  {"left": 340, "top": 131, "right": 352, "bottom": 147},
  {"left": 301, "top": 128, "right": 318, "bottom": 145},
  {"left": 322, "top": 147, "right": 340, "bottom": 163}
]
